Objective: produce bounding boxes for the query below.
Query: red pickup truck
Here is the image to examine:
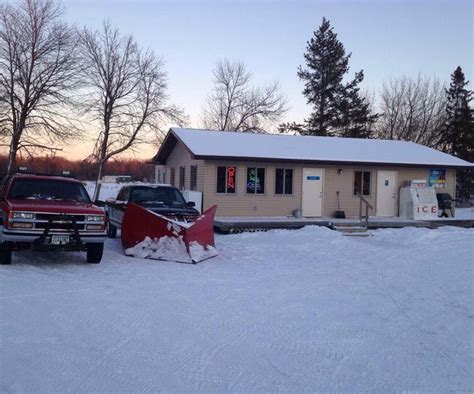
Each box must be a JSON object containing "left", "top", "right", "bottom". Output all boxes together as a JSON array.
[{"left": 0, "top": 173, "right": 106, "bottom": 265}]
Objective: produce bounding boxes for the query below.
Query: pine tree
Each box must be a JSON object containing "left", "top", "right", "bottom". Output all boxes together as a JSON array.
[
  {"left": 443, "top": 66, "right": 473, "bottom": 199},
  {"left": 297, "top": 18, "right": 349, "bottom": 136},
  {"left": 297, "top": 18, "right": 376, "bottom": 137},
  {"left": 335, "top": 71, "right": 378, "bottom": 138},
  {"left": 444, "top": 67, "right": 473, "bottom": 159},
  {"left": 278, "top": 122, "right": 305, "bottom": 135}
]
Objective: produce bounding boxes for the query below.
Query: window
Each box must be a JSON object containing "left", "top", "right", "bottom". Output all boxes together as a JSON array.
[
  {"left": 190, "top": 165, "right": 198, "bottom": 191},
  {"left": 170, "top": 168, "right": 175, "bottom": 187},
  {"left": 216, "top": 166, "right": 236, "bottom": 194},
  {"left": 275, "top": 169, "right": 293, "bottom": 195},
  {"left": 156, "top": 168, "right": 165, "bottom": 184},
  {"left": 8, "top": 178, "right": 91, "bottom": 203},
  {"left": 354, "top": 170, "right": 371, "bottom": 196},
  {"left": 129, "top": 186, "right": 186, "bottom": 205},
  {"left": 179, "top": 166, "right": 185, "bottom": 190},
  {"left": 116, "top": 188, "right": 125, "bottom": 201},
  {"left": 246, "top": 167, "right": 265, "bottom": 194}
]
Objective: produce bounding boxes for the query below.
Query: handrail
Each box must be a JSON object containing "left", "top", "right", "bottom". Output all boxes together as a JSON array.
[{"left": 356, "top": 192, "right": 373, "bottom": 228}]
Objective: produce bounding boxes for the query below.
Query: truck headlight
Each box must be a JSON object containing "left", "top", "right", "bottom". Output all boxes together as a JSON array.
[
  {"left": 86, "top": 215, "right": 105, "bottom": 222},
  {"left": 12, "top": 212, "right": 34, "bottom": 219}
]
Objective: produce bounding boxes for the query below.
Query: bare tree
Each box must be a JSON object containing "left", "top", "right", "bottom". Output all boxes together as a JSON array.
[
  {"left": 80, "top": 22, "right": 184, "bottom": 201},
  {"left": 0, "top": 0, "right": 81, "bottom": 174},
  {"left": 377, "top": 75, "right": 447, "bottom": 148},
  {"left": 202, "top": 59, "right": 288, "bottom": 132}
]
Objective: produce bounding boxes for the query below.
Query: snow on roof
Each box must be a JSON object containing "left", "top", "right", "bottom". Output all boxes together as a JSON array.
[{"left": 168, "top": 128, "right": 473, "bottom": 168}]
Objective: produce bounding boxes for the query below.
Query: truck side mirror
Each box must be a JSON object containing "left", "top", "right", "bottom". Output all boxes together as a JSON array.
[
  {"left": 186, "top": 201, "right": 196, "bottom": 207},
  {"left": 94, "top": 200, "right": 105, "bottom": 207}
]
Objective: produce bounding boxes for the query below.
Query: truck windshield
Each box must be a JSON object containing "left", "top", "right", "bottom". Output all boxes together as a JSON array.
[
  {"left": 129, "top": 187, "right": 186, "bottom": 205},
  {"left": 8, "top": 178, "right": 91, "bottom": 203}
]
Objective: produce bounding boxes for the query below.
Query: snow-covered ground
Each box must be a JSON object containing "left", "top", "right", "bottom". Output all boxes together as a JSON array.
[
  {"left": 1, "top": 225, "right": 472, "bottom": 392},
  {"left": 456, "top": 206, "right": 473, "bottom": 219}
]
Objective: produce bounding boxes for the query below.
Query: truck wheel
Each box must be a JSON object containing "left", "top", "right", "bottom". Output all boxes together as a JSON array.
[
  {"left": 86, "top": 243, "right": 103, "bottom": 264},
  {"left": 0, "top": 242, "right": 12, "bottom": 265},
  {"left": 107, "top": 223, "right": 117, "bottom": 238}
]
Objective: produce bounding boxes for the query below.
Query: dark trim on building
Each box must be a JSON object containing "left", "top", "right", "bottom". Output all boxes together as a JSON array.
[{"left": 194, "top": 155, "right": 472, "bottom": 169}]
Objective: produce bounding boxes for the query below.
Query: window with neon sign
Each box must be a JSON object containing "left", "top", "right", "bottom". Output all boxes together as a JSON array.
[
  {"left": 246, "top": 167, "right": 265, "bottom": 194},
  {"left": 216, "top": 166, "right": 236, "bottom": 193}
]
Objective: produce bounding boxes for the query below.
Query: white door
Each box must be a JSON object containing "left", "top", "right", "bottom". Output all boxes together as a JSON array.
[
  {"left": 302, "top": 168, "right": 324, "bottom": 217},
  {"left": 376, "top": 171, "right": 398, "bottom": 217}
]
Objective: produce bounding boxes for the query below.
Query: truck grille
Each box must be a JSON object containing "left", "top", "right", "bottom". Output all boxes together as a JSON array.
[
  {"left": 35, "top": 222, "right": 85, "bottom": 231},
  {"left": 34, "top": 213, "right": 86, "bottom": 232},
  {"left": 36, "top": 213, "right": 85, "bottom": 221}
]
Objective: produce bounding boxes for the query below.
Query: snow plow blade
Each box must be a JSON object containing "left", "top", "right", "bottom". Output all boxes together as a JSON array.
[{"left": 121, "top": 203, "right": 218, "bottom": 264}]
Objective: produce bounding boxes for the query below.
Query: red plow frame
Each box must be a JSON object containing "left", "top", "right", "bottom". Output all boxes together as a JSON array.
[{"left": 120, "top": 203, "right": 218, "bottom": 263}]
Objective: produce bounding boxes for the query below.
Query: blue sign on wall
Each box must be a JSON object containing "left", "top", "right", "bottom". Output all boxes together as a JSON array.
[
  {"left": 307, "top": 176, "right": 320, "bottom": 180},
  {"left": 428, "top": 169, "right": 446, "bottom": 188}
]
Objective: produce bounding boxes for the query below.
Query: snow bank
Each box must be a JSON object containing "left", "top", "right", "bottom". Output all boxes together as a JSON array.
[
  {"left": 124, "top": 236, "right": 218, "bottom": 263},
  {"left": 188, "top": 240, "right": 219, "bottom": 262}
]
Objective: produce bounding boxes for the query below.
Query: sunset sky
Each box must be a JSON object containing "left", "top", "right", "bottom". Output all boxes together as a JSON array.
[{"left": 54, "top": 0, "right": 473, "bottom": 160}]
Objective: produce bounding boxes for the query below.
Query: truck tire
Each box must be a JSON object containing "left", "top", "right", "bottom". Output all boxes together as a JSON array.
[
  {"left": 86, "top": 243, "right": 103, "bottom": 264},
  {"left": 107, "top": 223, "right": 117, "bottom": 238},
  {"left": 0, "top": 242, "right": 12, "bottom": 265}
]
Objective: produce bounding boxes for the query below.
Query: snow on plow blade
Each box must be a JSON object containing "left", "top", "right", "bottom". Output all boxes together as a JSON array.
[{"left": 121, "top": 203, "right": 218, "bottom": 264}]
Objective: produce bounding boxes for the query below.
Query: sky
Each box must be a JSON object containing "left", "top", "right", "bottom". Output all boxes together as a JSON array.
[{"left": 58, "top": 0, "right": 473, "bottom": 159}]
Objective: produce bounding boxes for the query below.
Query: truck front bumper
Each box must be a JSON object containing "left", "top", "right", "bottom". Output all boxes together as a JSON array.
[{"left": 0, "top": 226, "right": 106, "bottom": 250}]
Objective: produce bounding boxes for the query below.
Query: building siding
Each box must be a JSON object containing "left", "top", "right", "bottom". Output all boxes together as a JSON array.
[
  {"left": 202, "top": 161, "right": 456, "bottom": 218},
  {"left": 164, "top": 141, "right": 205, "bottom": 191},
  {"left": 160, "top": 141, "right": 457, "bottom": 218},
  {"left": 203, "top": 161, "right": 305, "bottom": 217}
]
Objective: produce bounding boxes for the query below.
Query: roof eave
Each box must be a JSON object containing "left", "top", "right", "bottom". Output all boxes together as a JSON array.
[
  {"left": 152, "top": 129, "right": 178, "bottom": 164},
  {"left": 193, "top": 155, "right": 474, "bottom": 169}
]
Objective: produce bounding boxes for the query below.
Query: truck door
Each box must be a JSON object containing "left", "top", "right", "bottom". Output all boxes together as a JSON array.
[{"left": 111, "top": 187, "right": 129, "bottom": 226}]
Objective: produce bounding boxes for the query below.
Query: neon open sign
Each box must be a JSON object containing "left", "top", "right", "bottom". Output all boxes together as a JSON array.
[{"left": 227, "top": 166, "right": 236, "bottom": 192}]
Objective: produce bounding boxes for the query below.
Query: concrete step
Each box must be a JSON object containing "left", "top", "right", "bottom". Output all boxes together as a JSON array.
[
  {"left": 333, "top": 224, "right": 373, "bottom": 237},
  {"left": 333, "top": 226, "right": 368, "bottom": 233},
  {"left": 342, "top": 232, "right": 373, "bottom": 237}
]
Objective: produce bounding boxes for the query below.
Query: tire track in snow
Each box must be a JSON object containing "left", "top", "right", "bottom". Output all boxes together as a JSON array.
[
  {"left": 426, "top": 255, "right": 471, "bottom": 315},
  {"left": 377, "top": 249, "right": 473, "bottom": 380},
  {"left": 0, "top": 287, "right": 96, "bottom": 300}
]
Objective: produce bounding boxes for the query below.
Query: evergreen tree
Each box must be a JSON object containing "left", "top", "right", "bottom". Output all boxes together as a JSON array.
[
  {"left": 334, "top": 71, "right": 378, "bottom": 138},
  {"left": 297, "top": 18, "right": 376, "bottom": 137},
  {"left": 278, "top": 122, "right": 305, "bottom": 135},
  {"left": 444, "top": 67, "right": 473, "bottom": 159},
  {"left": 297, "top": 18, "right": 349, "bottom": 136},
  {"left": 443, "top": 66, "right": 473, "bottom": 199}
]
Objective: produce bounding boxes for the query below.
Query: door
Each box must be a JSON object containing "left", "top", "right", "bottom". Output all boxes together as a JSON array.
[
  {"left": 302, "top": 168, "right": 324, "bottom": 217},
  {"left": 376, "top": 171, "right": 398, "bottom": 217},
  {"left": 110, "top": 187, "right": 129, "bottom": 226}
]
